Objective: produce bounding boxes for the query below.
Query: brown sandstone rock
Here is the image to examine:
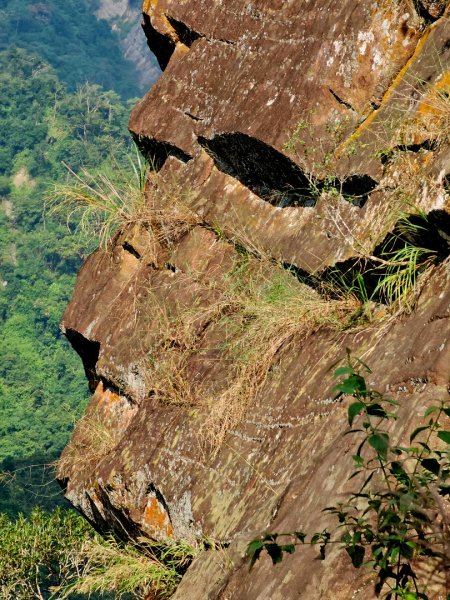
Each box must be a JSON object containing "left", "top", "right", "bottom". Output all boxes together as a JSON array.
[{"left": 58, "top": 1, "right": 450, "bottom": 598}]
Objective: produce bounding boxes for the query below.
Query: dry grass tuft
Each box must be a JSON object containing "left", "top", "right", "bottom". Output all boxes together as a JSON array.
[
  {"left": 47, "top": 152, "right": 201, "bottom": 250},
  {"left": 199, "top": 264, "right": 360, "bottom": 451},
  {"left": 57, "top": 408, "right": 118, "bottom": 477},
  {"left": 399, "top": 70, "right": 450, "bottom": 148},
  {"left": 142, "top": 256, "right": 361, "bottom": 452},
  {"left": 59, "top": 535, "right": 197, "bottom": 599}
]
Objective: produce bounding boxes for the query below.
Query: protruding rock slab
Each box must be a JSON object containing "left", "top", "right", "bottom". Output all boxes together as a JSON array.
[{"left": 59, "top": 0, "right": 450, "bottom": 598}]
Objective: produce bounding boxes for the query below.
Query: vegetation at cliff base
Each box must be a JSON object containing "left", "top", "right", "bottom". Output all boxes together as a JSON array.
[{"left": 0, "top": 507, "right": 196, "bottom": 599}]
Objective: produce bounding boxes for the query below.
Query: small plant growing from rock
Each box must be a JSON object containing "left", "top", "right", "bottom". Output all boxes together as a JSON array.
[{"left": 247, "top": 351, "right": 450, "bottom": 599}]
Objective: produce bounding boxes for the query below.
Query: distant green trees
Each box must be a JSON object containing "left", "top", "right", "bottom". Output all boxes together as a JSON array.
[
  {"left": 0, "top": 0, "right": 146, "bottom": 97},
  {"left": 0, "top": 45, "right": 134, "bottom": 515}
]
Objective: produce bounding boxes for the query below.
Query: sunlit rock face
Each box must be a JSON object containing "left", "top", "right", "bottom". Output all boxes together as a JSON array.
[{"left": 58, "top": 1, "right": 450, "bottom": 598}]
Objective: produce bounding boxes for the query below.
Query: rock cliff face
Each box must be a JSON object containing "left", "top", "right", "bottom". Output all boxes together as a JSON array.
[{"left": 58, "top": 1, "right": 450, "bottom": 598}]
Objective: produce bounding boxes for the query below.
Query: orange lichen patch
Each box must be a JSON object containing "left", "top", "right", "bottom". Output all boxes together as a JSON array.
[
  {"left": 143, "top": 0, "right": 187, "bottom": 49},
  {"left": 336, "top": 25, "right": 434, "bottom": 157},
  {"left": 90, "top": 382, "right": 123, "bottom": 419},
  {"left": 417, "top": 71, "right": 450, "bottom": 116},
  {"left": 142, "top": 495, "right": 174, "bottom": 538},
  {"left": 89, "top": 381, "right": 138, "bottom": 436},
  {"left": 95, "top": 383, "right": 122, "bottom": 408}
]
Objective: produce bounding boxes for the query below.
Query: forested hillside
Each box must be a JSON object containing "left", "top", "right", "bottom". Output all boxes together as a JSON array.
[
  {"left": 0, "top": 45, "right": 134, "bottom": 516},
  {"left": 0, "top": 0, "right": 143, "bottom": 97}
]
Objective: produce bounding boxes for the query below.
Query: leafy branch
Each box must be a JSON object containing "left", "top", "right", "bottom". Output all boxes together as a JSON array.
[{"left": 247, "top": 351, "right": 450, "bottom": 599}]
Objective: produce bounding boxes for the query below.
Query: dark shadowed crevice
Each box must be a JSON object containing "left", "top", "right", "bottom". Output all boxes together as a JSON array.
[
  {"left": 166, "top": 15, "right": 202, "bottom": 47},
  {"left": 328, "top": 88, "right": 356, "bottom": 112},
  {"left": 164, "top": 262, "right": 178, "bottom": 272},
  {"left": 87, "top": 485, "right": 146, "bottom": 541},
  {"left": 419, "top": 209, "right": 450, "bottom": 254},
  {"left": 198, "top": 132, "right": 317, "bottom": 207},
  {"left": 336, "top": 174, "right": 378, "bottom": 206},
  {"left": 142, "top": 13, "right": 175, "bottom": 71},
  {"left": 317, "top": 211, "right": 450, "bottom": 303},
  {"left": 65, "top": 329, "right": 100, "bottom": 392},
  {"left": 141, "top": 13, "right": 203, "bottom": 71},
  {"left": 379, "top": 139, "right": 436, "bottom": 164},
  {"left": 100, "top": 377, "right": 138, "bottom": 406},
  {"left": 199, "top": 132, "right": 377, "bottom": 208},
  {"left": 146, "top": 482, "right": 173, "bottom": 520},
  {"left": 58, "top": 476, "right": 69, "bottom": 492},
  {"left": 184, "top": 111, "right": 204, "bottom": 121},
  {"left": 122, "top": 241, "right": 141, "bottom": 260},
  {"left": 131, "top": 132, "right": 192, "bottom": 170},
  {"left": 413, "top": 0, "right": 444, "bottom": 23}
]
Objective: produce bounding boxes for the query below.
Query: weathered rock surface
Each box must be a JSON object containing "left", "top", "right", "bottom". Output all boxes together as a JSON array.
[{"left": 59, "top": 1, "right": 450, "bottom": 598}]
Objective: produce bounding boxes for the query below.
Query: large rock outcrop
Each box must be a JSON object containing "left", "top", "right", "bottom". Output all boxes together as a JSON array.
[{"left": 58, "top": 1, "right": 450, "bottom": 598}]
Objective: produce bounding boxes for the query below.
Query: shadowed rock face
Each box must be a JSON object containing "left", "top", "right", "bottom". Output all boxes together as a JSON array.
[{"left": 59, "top": 1, "right": 450, "bottom": 598}]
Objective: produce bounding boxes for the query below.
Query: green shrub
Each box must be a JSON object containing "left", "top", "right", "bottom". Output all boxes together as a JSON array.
[
  {"left": 0, "top": 507, "right": 197, "bottom": 599},
  {"left": 0, "top": 507, "right": 92, "bottom": 599}
]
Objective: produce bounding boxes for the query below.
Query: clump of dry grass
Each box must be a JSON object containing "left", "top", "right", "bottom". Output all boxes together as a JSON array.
[
  {"left": 57, "top": 408, "right": 119, "bottom": 477},
  {"left": 47, "top": 151, "right": 201, "bottom": 250},
  {"left": 59, "top": 535, "right": 197, "bottom": 599},
  {"left": 398, "top": 70, "right": 450, "bottom": 148},
  {"left": 142, "top": 255, "right": 361, "bottom": 452},
  {"left": 199, "top": 263, "right": 360, "bottom": 451}
]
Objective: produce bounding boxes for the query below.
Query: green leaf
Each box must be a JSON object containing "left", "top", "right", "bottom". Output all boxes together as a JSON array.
[
  {"left": 348, "top": 402, "right": 366, "bottom": 426},
  {"left": 266, "top": 542, "right": 283, "bottom": 565},
  {"left": 352, "top": 454, "right": 364, "bottom": 466},
  {"left": 389, "top": 546, "right": 400, "bottom": 563},
  {"left": 334, "top": 374, "right": 367, "bottom": 397},
  {"left": 410, "top": 425, "right": 429, "bottom": 442},
  {"left": 424, "top": 405, "right": 440, "bottom": 417},
  {"left": 294, "top": 531, "right": 306, "bottom": 543},
  {"left": 420, "top": 458, "right": 440, "bottom": 475},
  {"left": 246, "top": 540, "right": 264, "bottom": 570},
  {"left": 399, "top": 492, "right": 416, "bottom": 512},
  {"left": 390, "top": 462, "right": 410, "bottom": 486},
  {"left": 368, "top": 433, "right": 389, "bottom": 459},
  {"left": 437, "top": 431, "right": 450, "bottom": 444},
  {"left": 334, "top": 366, "right": 355, "bottom": 377},
  {"left": 366, "top": 403, "right": 388, "bottom": 418},
  {"left": 345, "top": 544, "right": 365, "bottom": 568},
  {"left": 280, "top": 543, "right": 296, "bottom": 555}
]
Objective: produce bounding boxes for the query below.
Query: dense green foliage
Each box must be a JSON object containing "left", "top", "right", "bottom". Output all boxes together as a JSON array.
[
  {"left": 0, "top": 507, "right": 95, "bottom": 599},
  {"left": 0, "top": 0, "right": 143, "bottom": 97},
  {"left": 0, "top": 46, "right": 133, "bottom": 515},
  {"left": 0, "top": 506, "right": 195, "bottom": 599}
]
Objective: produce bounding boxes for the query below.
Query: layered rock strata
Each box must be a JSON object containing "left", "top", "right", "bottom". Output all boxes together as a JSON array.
[{"left": 58, "top": 1, "right": 450, "bottom": 598}]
